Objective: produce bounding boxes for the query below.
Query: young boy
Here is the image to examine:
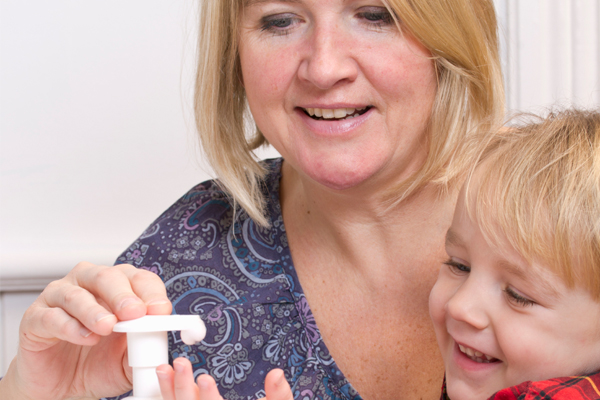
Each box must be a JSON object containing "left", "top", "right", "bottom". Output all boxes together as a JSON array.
[
  {"left": 157, "top": 109, "right": 600, "bottom": 400},
  {"left": 429, "top": 108, "right": 600, "bottom": 400}
]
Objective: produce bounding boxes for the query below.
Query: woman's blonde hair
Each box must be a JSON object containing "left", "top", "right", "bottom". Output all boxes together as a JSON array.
[
  {"left": 195, "top": 0, "right": 505, "bottom": 226},
  {"left": 467, "top": 109, "right": 600, "bottom": 299}
]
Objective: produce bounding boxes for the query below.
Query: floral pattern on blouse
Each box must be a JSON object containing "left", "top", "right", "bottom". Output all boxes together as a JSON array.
[{"left": 103, "top": 158, "right": 362, "bottom": 400}]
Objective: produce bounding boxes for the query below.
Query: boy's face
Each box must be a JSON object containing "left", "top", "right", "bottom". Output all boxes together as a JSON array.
[{"left": 429, "top": 187, "right": 600, "bottom": 400}]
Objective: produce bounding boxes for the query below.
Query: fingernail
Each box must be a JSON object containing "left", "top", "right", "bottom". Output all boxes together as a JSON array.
[
  {"left": 156, "top": 369, "right": 168, "bottom": 378},
  {"left": 275, "top": 370, "right": 285, "bottom": 387},
  {"left": 80, "top": 327, "right": 92, "bottom": 338},
  {"left": 174, "top": 360, "right": 185, "bottom": 373},
  {"left": 197, "top": 375, "right": 210, "bottom": 389},
  {"left": 147, "top": 299, "right": 170, "bottom": 306},
  {"left": 119, "top": 297, "right": 143, "bottom": 310},
  {"left": 95, "top": 312, "right": 115, "bottom": 323}
]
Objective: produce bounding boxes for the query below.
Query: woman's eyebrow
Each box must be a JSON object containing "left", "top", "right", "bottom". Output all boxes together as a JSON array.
[{"left": 246, "top": 0, "right": 301, "bottom": 5}]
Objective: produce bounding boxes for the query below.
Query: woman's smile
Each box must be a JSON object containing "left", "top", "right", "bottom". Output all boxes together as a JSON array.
[
  {"left": 302, "top": 106, "right": 371, "bottom": 120},
  {"left": 294, "top": 105, "right": 374, "bottom": 137},
  {"left": 239, "top": 0, "right": 436, "bottom": 191}
]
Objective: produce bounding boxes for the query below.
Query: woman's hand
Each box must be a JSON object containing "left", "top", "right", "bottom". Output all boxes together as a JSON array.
[
  {"left": 157, "top": 358, "right": 293, "bottom": 400},
  {"left": 0, "top": 262, "right": 172, "bottom": 400}
]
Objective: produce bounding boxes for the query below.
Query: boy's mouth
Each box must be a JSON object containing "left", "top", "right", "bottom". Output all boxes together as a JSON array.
[
  {"left": 458, "top": 344, "right": 499, "bottom": 363},
  {"left": 303, "top": 106, "right": 371, "bottom": 121}
]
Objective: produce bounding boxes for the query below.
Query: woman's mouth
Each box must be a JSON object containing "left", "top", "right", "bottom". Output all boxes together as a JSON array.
[
  {"left": 458, "top": 344, "right": 499, "bottom": 364},
  {"left": 303, "top": 106, "right": 371, "bottom": 121}
]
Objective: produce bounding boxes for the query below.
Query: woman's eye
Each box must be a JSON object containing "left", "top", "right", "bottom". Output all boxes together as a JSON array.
[
  {"left": 443, "top": 258, "right": 470, "bottom": 274},
  {"left": 504, "top": 287, "right": 536, "bottom": 307},
  {"left": 357, "top": 7, "right": 395, "bottom": 26},
  {"left": 260, "top": 14, "right": 299, "bottom": 35}
]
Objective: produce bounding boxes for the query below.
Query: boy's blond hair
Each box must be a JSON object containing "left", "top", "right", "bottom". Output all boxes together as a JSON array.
[
  {"left": 195, "top": 0, "right": 505, "bottom": 227},
  {"left": 467, "top": 109, "right": 600, "bottom": 299}
]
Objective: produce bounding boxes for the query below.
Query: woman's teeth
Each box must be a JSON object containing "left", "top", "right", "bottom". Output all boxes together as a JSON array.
[
  {"left": 304, "top": 107, "right": 368, "bottom": 120},
  {"left": 458, "top": 344, "right": 498, "bottom": 363}
]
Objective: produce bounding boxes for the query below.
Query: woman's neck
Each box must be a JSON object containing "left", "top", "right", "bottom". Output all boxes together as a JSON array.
[{"left": 279, "top": 159, "right": 458, "bottom": 276}]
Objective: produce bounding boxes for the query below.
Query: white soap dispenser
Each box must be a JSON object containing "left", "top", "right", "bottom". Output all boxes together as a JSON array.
[{"left": 113, "top": 315, "right": 207, "bottom": 400}]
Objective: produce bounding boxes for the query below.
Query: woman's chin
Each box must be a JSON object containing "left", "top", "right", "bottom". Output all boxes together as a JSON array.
[
  {"left": 283, "top": 145, "right": 399, "bottom": 193},
  {"left": 303, "top": 163, "right": 380, "bottom": 192}
]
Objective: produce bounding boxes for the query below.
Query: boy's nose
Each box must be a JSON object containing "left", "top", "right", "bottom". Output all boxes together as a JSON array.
[
  {"left": 297, "top": 23, "right": 359, "bottom": 90},
  {"left": 446, "top": 279, "right": 490, "bottom": 331}
]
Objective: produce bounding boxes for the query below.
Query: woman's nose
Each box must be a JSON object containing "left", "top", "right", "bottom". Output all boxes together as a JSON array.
[
  {"left": 297, "top": 23, "right": 358, "bottom": 90},
  {"left": 446, "top": 280, "right": 490, "bottom": 331}
]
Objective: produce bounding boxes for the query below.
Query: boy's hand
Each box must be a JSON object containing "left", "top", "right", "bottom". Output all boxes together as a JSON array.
[{"left": 157, "top": 358, "right": 293, "bottom": 400}]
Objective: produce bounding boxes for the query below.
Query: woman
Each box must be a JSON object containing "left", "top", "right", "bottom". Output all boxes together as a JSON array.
[{"left": 0, "top": 0, "right": 504, "bottom": 399}]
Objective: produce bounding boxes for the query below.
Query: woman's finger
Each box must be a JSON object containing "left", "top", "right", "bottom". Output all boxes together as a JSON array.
[
  {"left": 19, "top": 304, "right": 103, "bottom": 350},
  {"left": 118, "top": 264, "right": 172, "bottom": 316},
  {"left": 38, "top": 277, "right": 118, "bottom": 336},
  {"left": 54, "top": 262, "right": 170, "bottom": 322},
  {"left": 73, "top": 262, "right": 148, "bottom": 321},
  {"left": 22, "top": 262, "right": 172, "bottom": 350},
  {"left": 264, "top": 369, "right": 293, "bottom": 400}
]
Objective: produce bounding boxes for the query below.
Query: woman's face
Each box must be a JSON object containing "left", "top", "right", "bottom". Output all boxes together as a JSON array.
[{"left": 238, "top": 0, "right": 437, "bottom": 191}]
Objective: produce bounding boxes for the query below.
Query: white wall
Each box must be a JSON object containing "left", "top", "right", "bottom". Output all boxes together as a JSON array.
[
  {"left": 1, "top": 1, "right": 203, "bottom": 281},
  {"left": 0, "top": 0, "right": 202, "bottom": 374},
  {"left": 495, "top": 0, "right": 600, "bottom": 112},
  {"left": 1, "top": 0, "right": 599, "bottom": 377},
  {"left": 0, "top": 0, "right": 280, "bottom": 375}
]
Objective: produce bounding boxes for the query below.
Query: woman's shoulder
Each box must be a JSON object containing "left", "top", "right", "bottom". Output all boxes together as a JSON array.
[
  {"left": 488, "top": 372, "right": 600, "bottom": 400},
  {"left": 146, "top": 157, "right": 283, "bottom": 229},
  {"left": 185, "top": 157, "right": 282, "bottom": 201},
  {"left": 114, "top": 157, "right": 284, "bottom": 271}
]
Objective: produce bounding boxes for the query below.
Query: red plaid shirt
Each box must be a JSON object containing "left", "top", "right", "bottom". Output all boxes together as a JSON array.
[{"left": 441, "top": 371, "right": 600, "bottom": 399}]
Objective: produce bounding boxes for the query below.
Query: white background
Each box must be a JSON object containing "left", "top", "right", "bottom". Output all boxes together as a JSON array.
[
  {"left": 2, "top": 1, "right": 210, "bottom": 281},
  {"left": 1, "top": 0, "right": 599, "bottom": 376}
]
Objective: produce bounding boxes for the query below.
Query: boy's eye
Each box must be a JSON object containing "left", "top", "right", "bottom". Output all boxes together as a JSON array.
[
  {"left": 443, "top": 258, "right": 471, "bottom": 274},
  {"left": 504, "top": 286, "right": 536, "bottom": 307}
]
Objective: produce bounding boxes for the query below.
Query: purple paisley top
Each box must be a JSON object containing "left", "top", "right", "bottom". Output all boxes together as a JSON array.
[{"left": 103, "top": 158, "right": 362, "bottom": 400}]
